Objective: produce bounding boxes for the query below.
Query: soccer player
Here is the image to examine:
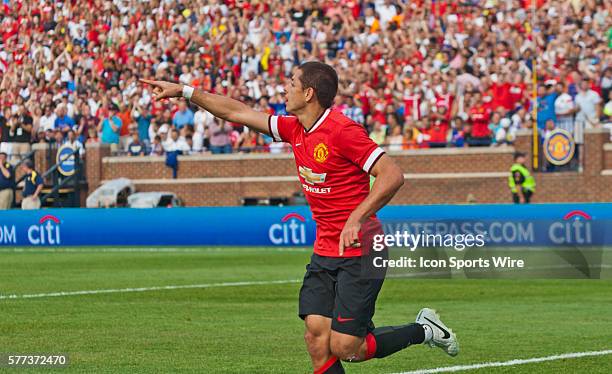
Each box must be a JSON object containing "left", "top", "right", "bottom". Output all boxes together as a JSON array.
[{"left": 141, "top": 61, "right": 458, "bottom": 373}]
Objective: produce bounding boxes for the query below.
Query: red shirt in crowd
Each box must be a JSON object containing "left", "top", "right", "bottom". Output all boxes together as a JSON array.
[
  {"left": 404, "top": 92, "right": 421, "bottom": 120},
  {"left": 508, "top": 82, "right": 526, "bottom": 109},
  {"left": 491, "top": 82, "right": 512, "bottom": 111},
  {"left": 427, "top": 121, "right": 449, "bottom": 143},
  {"left": 469, "top": 106, "right": 491, "bottom": 138}
]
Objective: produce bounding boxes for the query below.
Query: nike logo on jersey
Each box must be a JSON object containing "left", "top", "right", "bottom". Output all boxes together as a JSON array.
[
  {"left": 337, "top": 315, "right": 355, "bottom": 323},
  {"left": 296, "top": 143, "right": 302, "bottom": 146},
  {"left": 424, "top": 317, "right": 450, "bottom": 339}
]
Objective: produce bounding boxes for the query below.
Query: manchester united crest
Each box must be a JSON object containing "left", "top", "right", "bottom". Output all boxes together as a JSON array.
[
  {"left": 313, "top": 143, "right": 329, "bottom": 163},
  {"left": 544, "top": 129, "right": 575, "bottom": 166}
]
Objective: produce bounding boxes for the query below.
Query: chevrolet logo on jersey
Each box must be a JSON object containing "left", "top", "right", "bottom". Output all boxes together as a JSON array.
[{"left": 299, "top": 166, "right": 326, "bottom": 185}]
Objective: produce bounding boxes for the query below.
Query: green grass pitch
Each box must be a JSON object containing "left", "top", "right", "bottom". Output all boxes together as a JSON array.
[{"left": 1, "top": 247, "right": 611, "bottom": 373}]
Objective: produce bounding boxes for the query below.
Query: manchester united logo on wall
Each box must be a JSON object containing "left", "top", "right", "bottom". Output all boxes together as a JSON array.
[{"left": 544, "top": 129, "right": 575, "bottom": 166}]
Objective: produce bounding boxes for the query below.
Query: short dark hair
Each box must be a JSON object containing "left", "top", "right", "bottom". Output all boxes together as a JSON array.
[
  {"left": 514, "top": 151, "right": 526, "bottom": 160},
  {"left": 297, "top": 61, "right": 338, "bottom": 108}
]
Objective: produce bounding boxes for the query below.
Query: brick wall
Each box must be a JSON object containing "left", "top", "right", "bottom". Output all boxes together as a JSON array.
[
  {"left": 77, "top": 129, "right": 612, "bottom": 206},
  {"left": 603, "top": 143, "right": 612, "bottom": 170},
  {"left": 102, "top": 153, "right": 297, "bottom": 180}
]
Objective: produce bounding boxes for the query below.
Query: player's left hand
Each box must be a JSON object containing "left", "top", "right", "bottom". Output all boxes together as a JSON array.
[{"left": 339, "top": 217, "right": 361, "bottom": 256}]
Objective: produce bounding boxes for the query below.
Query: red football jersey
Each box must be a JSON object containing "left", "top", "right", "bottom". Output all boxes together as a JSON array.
[
  {"left": 268, "top": 109, "right": 385, "bottom": 258},
  {"left": 469, "top": 106, "right": 491, "bottom": 138}
]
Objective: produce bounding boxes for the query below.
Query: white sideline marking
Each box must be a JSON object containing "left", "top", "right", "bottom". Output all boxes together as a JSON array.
[
  {"left": 0, "top": 279, "right": 301, "bottom": 300},
  {"left": 394, "top": 349, "right": 612, "bottom": 374}
]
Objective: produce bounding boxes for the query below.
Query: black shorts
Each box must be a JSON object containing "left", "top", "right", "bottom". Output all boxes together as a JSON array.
[{"left": 298, "top": 253, "right": 385, "bottom": 337}]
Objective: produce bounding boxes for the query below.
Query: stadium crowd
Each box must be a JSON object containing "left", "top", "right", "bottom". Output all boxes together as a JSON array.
[{"left": 0, "top": 0, "right": 610, "bottom": 161}]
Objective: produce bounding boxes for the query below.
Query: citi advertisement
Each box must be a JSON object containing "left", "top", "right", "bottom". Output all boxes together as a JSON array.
[
  {"left": 381, "top": 212, "right": 605, "bottom": 247},
  {"left": 0, "top": 203, "right": 611, "bottom": 247}
]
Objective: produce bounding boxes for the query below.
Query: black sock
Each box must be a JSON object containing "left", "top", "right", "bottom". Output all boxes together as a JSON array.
[
  {"left": 314, "top": 356, "right": 344, "bottom": 374},
  {"left": 368, "top": 323, "right": 425, "bottom": 359}
]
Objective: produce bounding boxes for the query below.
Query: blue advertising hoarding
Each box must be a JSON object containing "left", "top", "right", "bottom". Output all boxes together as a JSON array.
[{"left": 0, "top": 203, "right": 611, "bottom": 247}]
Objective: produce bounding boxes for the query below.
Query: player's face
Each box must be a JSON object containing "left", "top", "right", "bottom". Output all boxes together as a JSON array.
[{"left": 284, "top": 70, "right": 307, "bottom": 113}]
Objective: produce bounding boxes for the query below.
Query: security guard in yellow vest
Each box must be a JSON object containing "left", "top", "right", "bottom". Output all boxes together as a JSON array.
[{"left": 509, "top": 152, "right": 536, "bottom": 204}]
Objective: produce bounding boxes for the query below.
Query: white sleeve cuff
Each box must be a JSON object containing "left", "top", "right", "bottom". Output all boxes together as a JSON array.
[
  {"left": 268, "top": 115, "right": 282, "bottom": 142},
  {"left": 363, "top": 147, "right": 385, "bottom": 173}
]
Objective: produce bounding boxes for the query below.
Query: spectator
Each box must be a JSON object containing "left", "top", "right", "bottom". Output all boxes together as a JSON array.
[
  {"left": 20, "top": 159, "right": 43, "bottom": 210},
  {"left": 537, "top": 84, "right": 558, "bottom": 130},
  {"left": 428, "top": 108, "right": 450, "bottom": 148},
  {"left": 450, "top": 117, "right": 466, "bottom": 148},
  {"left": 54, "top": 105, "right": 75, "bottom": 134},
  {"left": 132, "top": 102, "right": 152, "bottom": 151},
  {"left": 172, "top": 101, "right": 194, "bottom": 130},
  {"left": 86, "top": 127, "right": 100, "bottom": 146},
  {"left": 148, "top": 120, "right": 160, "bottom": 145},
  {"left": 462, "top": 123, "right": 475, "bottom": 147},
  {"left": 342, "top": 96, "right": 365, "bottom": 125},
  {"left": 164, "top": 129, "right": 190, "bottom": 154},
  {"left": 117, "top": 103, "right": 134, "bottom": 152},
  {"left": 74, "top": 103, "right": 98, "bottom": 143},
  {"left": 64, "top": 130, "right": 84, "bottom": 157},
  {"left": 127, "top": 132, "right": 145, "bottom": 157},
  {"left": 238, "top": 129, "right": 258, "bottom": 153},
  {"left": 269, "top": 94, "right": 287, "bottom": 116},
  {"left": 99, "top": 104, "right": 122, "bottom": 154},
  {"left": 402, "top": 124, "right": 421, "bottom": 150},
  {"left": 12, "top": 105, "right": 33, "bottom": 162},
  {"left": 386, "top": 125, "right": 404, "bottom": 152},
  {"left": 493, "top": 118, "right": 515, "bottom": 147},
  {"left": 193, "top": 108, "right": 214, "bottom": 152},
  {"left": 53, "top": 130, "right": 65, "bottom": 146},
  {"left": 489, "top": 113, "right": 503, "bottom": 146},
  {"left": 208, "top": 118, "right": 232, "bottom": 154},
  {"left": 0, "top": 152, "right": 14, "bottom": 209},
  {"left": 467, "top": 93, "right": 492, "bottom": 146},
  {"left": 150, "top": 135, "right": 164, "bottom": 156},
  {"left": 575, "top": 78, "right": 603, "bottom": 129},
  {"left": 185, "top": 135, "right": 195, "bottom": 155},
  {"left": 157, "top": 124, "right": 170, "bottom": 149},
  {"left": 554, "top": 82, "right": 577, "bottom": 134},
  {"left": 0, "top": 108, "right": 13, "bottom": 160},
  {"left": 369, "top": 121, "right": 386, "bottom": 146},
  {"left": 4, "top": 114, "right": 21, "bottom": 162},
  {"left": 39, "top": 106, "right": 57, "bottom": 133}
]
